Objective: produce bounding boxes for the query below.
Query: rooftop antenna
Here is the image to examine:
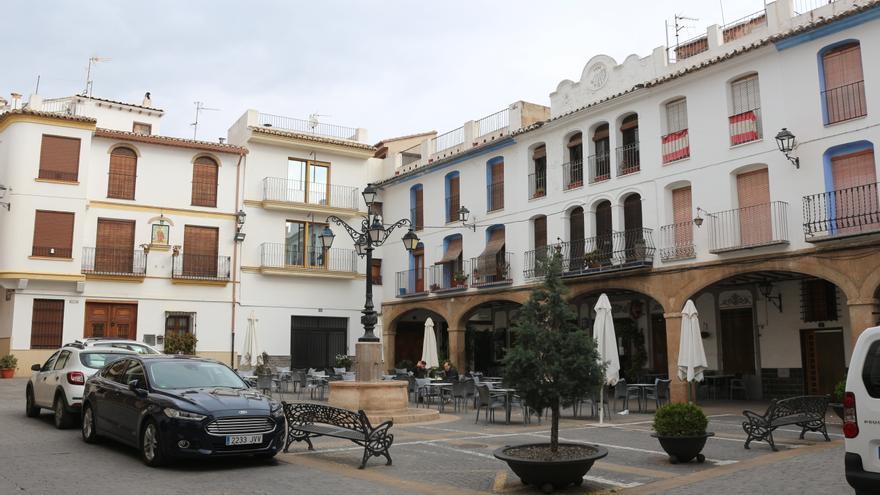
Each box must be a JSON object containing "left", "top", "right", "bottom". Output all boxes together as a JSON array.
[
  {"left": 674, "top": 14, "right": 699, "bottom": 47},
  {"left": 191, "top": 101, "right": 221, "bottom": 140},
  {"left": 308, "top": 113, "right": 329, "bottom": 134},
  {"left": 82, "top": 56, "right": 111, "bottom": 97}
]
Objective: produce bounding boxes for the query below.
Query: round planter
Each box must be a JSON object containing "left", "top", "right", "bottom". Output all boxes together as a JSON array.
[
  {"left": 830, "top": 403, "right": 844, "bottom": 421},
  {"left": 0, "top": 368, "right": 15, "bottom": 379},
  {"left": 652, "top": 432, "right": 714, "bottom": 464},
  {"left": 494, "top": 442, "right": 608, "bottom": 493}
]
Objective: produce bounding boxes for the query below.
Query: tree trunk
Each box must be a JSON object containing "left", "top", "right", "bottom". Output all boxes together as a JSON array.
[{"left": 550, "top": 399, "right": 559, "bottom": 453}]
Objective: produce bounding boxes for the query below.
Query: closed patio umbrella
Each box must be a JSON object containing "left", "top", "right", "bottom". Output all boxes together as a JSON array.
[
  {"left": 421, "top": 317, "right": 439, "bottom": 369},
  {"left": 242, "top": 311, "right": 261, "bottom": 369},
  {"left": 678, "top": 300, "right": 708, "bottom": 402},
  {"left": 594, "top": 294, "right": 620, "bottom": 424}
]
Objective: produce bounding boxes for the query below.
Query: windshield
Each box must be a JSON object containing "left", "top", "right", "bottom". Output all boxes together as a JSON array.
[
  {"left": 147, "top": 361, "right": 247, "bottom": 390},
  {"left": 79, "top": 352, "right": 131, "bottom": 370},
  {"left": 93, "top": 342, "right": 159, "bottom": 355}
]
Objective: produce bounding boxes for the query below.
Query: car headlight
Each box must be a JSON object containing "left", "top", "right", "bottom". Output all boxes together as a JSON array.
[
  {"left": 163, "top": 408, "right": 207, "bottom": 421},
  {"left": 269, "top": 401, "right": 284, "bottom": 418}
]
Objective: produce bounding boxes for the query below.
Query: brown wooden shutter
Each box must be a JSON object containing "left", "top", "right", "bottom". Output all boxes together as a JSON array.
[
  {"left": 737, "top": 168, "right": 771, "bottom": 245},
  {"left": 593, "top": 125, "right": 609, "bottom": 141},
  {"left": 39, "top": 135, "right": 81, "bottom": 182},
  {"left": 567, "top": 134, "right": 582, "bottom": 148},
  {"left": 672, "top": 187, "right": 693, "bottom": 224},
  {"left": 31, "top": 299, "right": 65, "bottom": 349},
  {"left": 823, "top": 43, "right": 864, "bottom": 90},
  {"left": 183, "top": 225, "right": 219, "bottom": 276},
  {"left": 95, "top": 219, "right": 135, "bottom": 272},
  {"left": 107, "top": 147, "right": 137, "bottom": 200},
  {"left": 414, "top": 187, "right": 424, "bottom": 230},
  {"left": 534, "top": 216, "right": 547, "bottom": 248},
  {"left": 192, "top": 157, "right": 218, "bottom": 207},
  {"left": 33, "top": 210, "right": 74, "bottom": 258},
  {"left": 620, "top": 114, "right": 639, "bottom": 131},
  {"left": 532, "top": 145, "right": 546, "bottom": 159}
]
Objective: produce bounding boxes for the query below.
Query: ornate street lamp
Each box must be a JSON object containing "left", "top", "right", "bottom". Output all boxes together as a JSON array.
[
  {"left": 458, "top": 205, "right": 476, "bottom": 232},
  {"left": 774, "top": 128, "right": 800, "bottom": 169},
  {"left": 325, "top": 186, "right": 419, "bottom": 342}
]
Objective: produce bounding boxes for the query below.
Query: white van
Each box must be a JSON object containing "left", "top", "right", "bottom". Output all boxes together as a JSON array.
[{"left": 844, "top": 325, "right": 880, "bottom": 494}]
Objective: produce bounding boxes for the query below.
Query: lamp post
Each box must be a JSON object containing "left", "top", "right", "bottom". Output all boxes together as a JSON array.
[
  {"left": 774, "top": 128, "right": 800, "bottom": 169},
  {"left": 319, "top": 183, "right": 419, "bottom": 343}
]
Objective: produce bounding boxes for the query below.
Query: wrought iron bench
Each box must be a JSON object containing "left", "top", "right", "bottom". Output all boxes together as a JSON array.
[
  {"left": 282, "top": 402, "right": 394, "bottom": 468},
  {"left": 741, "top": 395, "right": 830, "bottom": 451}
]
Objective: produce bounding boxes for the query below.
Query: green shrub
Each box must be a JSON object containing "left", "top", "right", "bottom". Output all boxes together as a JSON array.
[
  {"left": 653, "top": 403, "right": 708, "bottom": 437},
  {"left": 335, "top": 354, "right": 353, "bottom": 370},
  {"left": 832, "top": 379, "right": 846, "bottom": 403},
  {"left": 396, "top": 359, "right": 414, "bottom": 371},
  {"left": 163, "top": 332, "right": 197, "bottom": 355},
  {"left": 0, "top": 354, "right": 17, "bottom": 369}
]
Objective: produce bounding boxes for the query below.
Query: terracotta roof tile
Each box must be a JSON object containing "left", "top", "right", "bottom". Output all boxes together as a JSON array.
[
  {"left": 94, "top": 128, "right": 247, "bottom": 155},
  {"left": 0, "top": 108, "right": 97, "bottom": 126},
  {"left": 249, "top": 126, "right": 375, "bottom": 151},
  {"left": 79, "top": 95, "right": 163, "bottom": 112}
]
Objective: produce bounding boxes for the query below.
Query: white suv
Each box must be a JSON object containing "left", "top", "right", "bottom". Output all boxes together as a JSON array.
[
  {"left": 845, "top": 325, "right": 880, "bottom": 494},
  {"left": 25, "top": 345, "right": 135, "bottom": 429},
  {"left": 75, "top": 338, "right": 161, "bottom": 355}
]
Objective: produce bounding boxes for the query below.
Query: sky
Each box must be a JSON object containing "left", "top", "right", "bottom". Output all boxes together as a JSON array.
[{"left": 2, "top": 0, "right": 769, "bottom": 144}]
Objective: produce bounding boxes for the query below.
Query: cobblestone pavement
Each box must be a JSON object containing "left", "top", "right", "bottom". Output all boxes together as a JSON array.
[{"left": 0, "top": 378, "right": 852, "bottom": 494}]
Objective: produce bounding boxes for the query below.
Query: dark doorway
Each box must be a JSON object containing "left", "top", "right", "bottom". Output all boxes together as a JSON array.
[
  {"left": 651, "top": 313, "right": 668, "bottom": 372},
  {"left": 720, "top": 308, "right": 756, "bottom": 374},
  {"left": 290, "top": 316, "right": 347, "bottom": 370},
  {"left": 800, "top": 328, "right": 846, "bottom": 395}
]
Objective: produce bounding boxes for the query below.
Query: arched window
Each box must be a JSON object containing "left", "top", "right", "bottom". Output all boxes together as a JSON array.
[
  {"left": 820, "top": 41, "right": 867, "bottom": 124},
  {"left": 728, "top": 74, "right": 762, "bottom": 146},
  {"left": 529, "top": 215, "right": 548, "bottom": 278},
  {"left": 569, "top": 207, "right": 585, "bottom": 270},
  {"left": 475, "top": 225, "right": 508, "bottom": 285},
  {"left": 590, "top": 125, "right": 610, "bottom": 183},
  {"left": 108, "top": 147, "right": 137, "bottom": 200},
  {"left": 618, "top": 114, "right": 640, "bottom": 175},
  {"left": 531, "top": 145, "right": 547, "bottom": 198},
  {"left": 623, "top": 194, "right": 646, "bottom": 261},
  {"left": 410, "top": 184, "right": 424, "bottom": 231},
  {"left": 191, "top": 156, "right": 218, "bottom": 207},
  {"left": 564, "top": 134, "right": 584, "bottom": 190},
  {"left": 594, "top": 200, "right": 613, "bottom": 263},
  {"left": 486, "top": 157, "right": 504, "bottom": 212},
  {"left": 662, "top": 98, "right": 690, "bottom": 163},
  {"left": 436, "top": 234, "right": 465, "bottom": 290},
  {"left": 444, "top": 172, "right": 460, "bottom": 223},
  {"left": 816, "top": 141, "right": 878, "bottom": 236}
]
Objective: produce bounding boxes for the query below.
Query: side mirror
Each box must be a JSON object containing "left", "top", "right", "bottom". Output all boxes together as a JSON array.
[
  {"left": 128, "top": 379, "right": 147, "bottom": 397},
  {"left": 31, "top": 364, "right": 41, "bottom": 372}
]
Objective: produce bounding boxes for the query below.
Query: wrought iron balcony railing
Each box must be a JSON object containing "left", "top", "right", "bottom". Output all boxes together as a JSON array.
[
  {"left": 396, "top": 268, "right": 428, "bottom": 297},
  {"left": 429, "top": 260, "right": 471, "bottom": 292},
  {"left": 659, "top": 221, "right": 696, "bottom": 261},
  {"left": 616, "top": 142, "right": 640, "bottom": 176},
  {"left": 556, "top": 228, "right": 655, "bottom": 275},
  {"left": 487, "top": 182, "right": 504, "bottom": 212},
  {"left": 82, "top": 247, "right": 147, "bottom": 276},
  {"left": 172, "top": 253, "right": 231, "bottom": 281},
  {"left": 471, "top": 252, "right": 513, "bottom": 287},
  {"left": 803, "top": 182, "right": 880, "bottom": 240},
  {"left": 260, "top": 243, "right": 358, "bottom": 273},
  {"left": 257, "top": 113, "right": 359, "bottom": 141},
  {"left": 262, "top": 177, "right": 360, "bottom": 211},
  {"left": 562, "top": 160, "right": 584, "bottom": 190},
  {"left": 528, "top": 172, "right": 546, "bottom": 199},
  {"left": 823, "top": 80, "right": 867, "bottom": 125},
  {"left": 707, "top": 201, "right": 789, "bottom": 253},
  {"left": 476, "top": 108, "right": 510, "bottom": 138},
  {"left": 523, "top": 245, "right": 555, "bottom": 279},
  {"left": 588, "top": 152, "right": 611, "bottom": 183}
]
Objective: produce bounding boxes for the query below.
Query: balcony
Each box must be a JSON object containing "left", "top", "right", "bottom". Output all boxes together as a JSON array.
[
  {"left": 259, "top": 243, "right": 358, "bottom": 278},
  {"left": 172, "top": 253, "right": 231, "bottom": 282},
  {"left": 803, "top": 182, "right": 880, "bottom": 241},
  {"left": 707, "top": 201, "right": 789, "bottom": 253},
  {"left": 528, "top": 172, "right": 546, "bottom": 199},
  {"left": 262, "top": 177, "right": 360, "bottom": 214},
  {"left": 429, "top": 260, "right": 471, "bottom": 293},
  {"left": 523, "top": 245, "right": 555, "bottom": 279},
  {"left": 659, "top": 222, "right": 696, "bottom": 261},
  {"left": 401, "top": 143, "right": 421, "bottom": 167},
  {"left": 661, "top": 129, "right": 690, "bottom": 164},
  {"left": 823, "top": 80, "right": 867, "bottom": 125},
  {"left": 471, "top": 252, "right": 513, "bottom": 288},
  {"left": 728, "top": 108, "right": 762, "bottom": 146},
  {"left": 555, "top": 229, "right": 655, "bottom": 277},
  {"left": 487, "top": 182, "right": 504, "bottom": 212},
  {"left": 82, "top": 247, "right": 147, "bottom": 278},
  {"left": 445, "top": 194, "right": 460, "bottom": 224},
  {"left": 476, "top": 108, "right": 510, "bottom": 139},
  {"left": 562, "top": 161, "right": 584, "bottom": 190},
  {"left": 257, "top": 113, "right": 359, "bottom": 141},
  {"left": 616, "top": 142, "right": 640, "bottom": 176},
  {"left": 396, "top": 268, "right": 428, "bottom": 297},
  {"left": 588, "top": 152, "right": 611, "bottom": 184}
]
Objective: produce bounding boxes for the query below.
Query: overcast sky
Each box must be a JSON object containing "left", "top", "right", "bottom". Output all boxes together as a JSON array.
[{"left": 3, "top": 0, "right": 768, "bottom": 144}]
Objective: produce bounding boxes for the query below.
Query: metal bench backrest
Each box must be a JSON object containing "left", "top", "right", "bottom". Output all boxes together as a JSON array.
[
  {"left": 284, "top": 402, "right": 370, "bottom": 432},
  {"left": 767, "top": 395, "right": 830, "bottom": 421}
]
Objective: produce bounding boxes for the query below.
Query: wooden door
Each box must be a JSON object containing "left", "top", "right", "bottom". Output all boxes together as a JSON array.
[
  {"left": 95, "top": 219, "right": 135, "bottom": 273},
  {"left": 737, "top": 169, "right": 771, "bottom": 246},
  {"left": 831, "top": 150, "right": 878, "bottom": 233},
  {"left": 651, "top": 313, "right": 668, "bottom": 372},
  {"left": 595, "top": 201, "right": 613, "bottom": 261},
  {"left": 85, "top": 302, "right": 137, "bottom": 340},
  {"left": 569, "top": 207, "right": 585, "bottom": 270},
  {"left": 801, "top": 329, "right": 846, "bottom": 395},
  {"left": 672, "top": 187, "right": 693, "bottom": 250},
  {"left": 720, "top": 308, "right": 756, "bottom": 375},
  {"left": 183, "top": 226, "right": 219, "bottom": 277},
  {"left": 413, "top": 246, "right": 425, "bottom": 293}
]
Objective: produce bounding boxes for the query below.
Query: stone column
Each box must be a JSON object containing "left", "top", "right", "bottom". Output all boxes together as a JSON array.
[
  {"left": 448, "top": 328, "right": 466, "bottom": 371},
  {"left": 847, "top": 300, "right": 878, "bottom": 352},
  {"left": 382, "top": 324, "right": 396, "bottom": 372},
  {"left": 663, "top": 312, "right": 688, "bottom": 403}
]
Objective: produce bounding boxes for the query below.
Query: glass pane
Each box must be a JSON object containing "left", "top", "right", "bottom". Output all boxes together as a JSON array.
[
  {"left": 287, "top": 159, "right": 306, "bottom": 203},
  {"left": 308, "top": 223, "right": 326, "bottom": 266},
  {"left": 309, "top": 164, "right": 329, "bottom": 205},
  {"left": 285, "top": 221, "right": 305, "bottom": 265}
]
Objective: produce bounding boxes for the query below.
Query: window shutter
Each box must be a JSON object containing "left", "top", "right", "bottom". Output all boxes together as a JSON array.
[
  {"left": 593, "top": 125, "right": 609, "bottom": 141},
  {"left": 31, "top": 299, "right": 65, "bottom": 349},
  {"left": 39, "top": 135, "right": 81, "bottom": 182},
  {"left": 823, "top": 43, "right": 864, "bottom": 90},
  {"left": 183, "top": 225, "right": 219, "bottom": 276},
  {"left": 831, "top": 149, "right": 876, "bottom": 190},
  {"left": 532, "top": 145, "right": 546, "bottom": 159},
  {"left": 620, "top": 114, "right": 639, "bottom": 131},
  {"left": 666, "top": 99, "right": 688, "bottom": 133},
  {"left": 414, "top": 187, "right": 424, "bottom": 230},
  {"left": 191, "top": 157, "right": 218, "bottom": 207},
  {"left": 731, "top": 75, "right": 760, "bottom": 115},
  {"left": 672, "top": 187, "right": 693, "bottom": 224},
  {"left": 107, "top": 147, "right": 137, "bottom": 200},
  {"left": 567, "top": 133, "right": 582, "bottom": 148},
  {"left": 737, "top": 169, "right": 771, "bottom": 245},
  {"left": 95, "top": 219, "right": 135, "bottom": 272},
  {"left": 32, "top": 210, "right": 74, "bottom": 258},
  {"left": 534, "top": 216, "right": 547, "bottom": 248}
]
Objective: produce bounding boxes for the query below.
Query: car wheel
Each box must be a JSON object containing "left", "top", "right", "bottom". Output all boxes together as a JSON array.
[
  {"left": 81, "top": 405, "right": 100, "bottom": 444},
  {"left": 140, "top": 420, "right": 166, "bottom": 467},
  {"left": 53, "top": 394, "right": 75, "bottom": 429},
  {"left": 25, "top": 387, "right": 40, "bottom": 418}
]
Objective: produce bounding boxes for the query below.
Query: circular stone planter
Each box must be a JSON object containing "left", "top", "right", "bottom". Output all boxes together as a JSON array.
[
  {"left": 830, "top": 403, "right": 844, "bottom": 421},
  {"left": 493, "top": 443, "right": 608, "bottom": 493},
  {"left": 652, "top": 432, "right": 714, "bottom": 464}
]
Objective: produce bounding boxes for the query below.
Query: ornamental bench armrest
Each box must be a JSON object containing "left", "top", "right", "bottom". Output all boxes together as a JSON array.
[
  {"left": 742, "top": 410, "right": 768, "bottom": 423},
  {"left": 366, "top": 420, "right": 394, "bottom": 443}
]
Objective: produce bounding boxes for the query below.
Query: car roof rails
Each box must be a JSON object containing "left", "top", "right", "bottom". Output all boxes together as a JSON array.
[{"left": 63, "top": 342, "right": 86, "bottom": 349}]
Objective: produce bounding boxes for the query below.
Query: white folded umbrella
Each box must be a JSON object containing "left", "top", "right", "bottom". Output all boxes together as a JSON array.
[
  {"left": 241, "top": 311, "right": 261, "bottom": 369},
  {"left": 594, "top": 294, "right": 619, "bottom": 424},
  {"left": 678, "top": 300, "right": 708, "bottom": 386},
  {"left": 421, "top": 317, "right": 439, "bottom": 369}
]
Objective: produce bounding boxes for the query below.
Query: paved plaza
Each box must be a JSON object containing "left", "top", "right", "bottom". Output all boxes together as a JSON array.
[{"left": 0, "top": 378, "right": 850, "bottom": 495}]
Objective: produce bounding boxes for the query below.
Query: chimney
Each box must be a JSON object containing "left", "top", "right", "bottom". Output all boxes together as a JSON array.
[
  {"left": 143, "top": 91, "right": 152, "bottom": 107},
  {"left": 10, "top": 93, "right": 22, "bottom": 110}
]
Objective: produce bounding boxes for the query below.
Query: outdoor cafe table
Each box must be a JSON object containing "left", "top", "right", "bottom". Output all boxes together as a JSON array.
[
  {"left": 490, "top": 387, "right": 518, "bottom": 424},
  {"left": 625, "top": 383, "right": 656, "bottom": 413},
  {"left": 424, "top": 382, "right": 453, "bottom": 412},
  {"left": 704, "top": 374, "right": 735, "bottom": 399}
]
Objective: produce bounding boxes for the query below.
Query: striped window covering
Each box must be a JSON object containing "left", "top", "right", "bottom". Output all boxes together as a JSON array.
[
  {"left": 662, "top": 129, "right": 690, "bottom": 163},
  {"left": 729, "top": 75, "right": 761, "bottom": 145},
  {"left": 831, "top": 149, "right": 879, "bottom": 233},
  {"left": 729, "top": 111, "right": 759, "bottom": 145},
  {"left": 672, "top": 187, "right": 693, "bottom": 248},
  {"left": 736, "top": 169, "right": 771, "bottom": 246}
]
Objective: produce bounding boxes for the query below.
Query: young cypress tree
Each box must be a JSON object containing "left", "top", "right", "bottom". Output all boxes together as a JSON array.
[{"left": 502, "top": 250, "right": 604, "bottom": 453}]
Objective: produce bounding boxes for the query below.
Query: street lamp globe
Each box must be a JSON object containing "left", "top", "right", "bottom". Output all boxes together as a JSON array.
[
  {"left": 362, "top": 183, "right": 379, "bottom": 207},
  {"left": 402, "top": 229, "right": 420, "bottom": 252},
  {"left": 458, "top": 206, "right": 470, "bottom": 223},
  {"left": 775, "top": 128, "right": 796, "bottom": 154},
  {"left": 354, "top": 238, "right": 366, "bottom": 257},
  {"left": 368, "top": 216, "right": 385, "bottom": 243},
  {"left": 318, "top": 226, "right": 335, "bottom": 250}
]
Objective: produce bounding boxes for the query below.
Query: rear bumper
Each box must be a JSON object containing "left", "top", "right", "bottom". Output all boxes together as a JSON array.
[{"left": 845, "top": 452, "right": 880, "bottom": 491}]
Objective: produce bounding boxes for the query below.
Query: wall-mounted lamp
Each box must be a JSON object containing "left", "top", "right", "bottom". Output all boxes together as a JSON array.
[
  {"left": 757, "top": 280, "right": 783, "bottom": 312},
  {"left": 458, "top": 206, "right": 476, "bottom": 232},
  {"left": 774, "top": 128, "right": 800, "bottom": 169},
  {"left": 0, "top": 185, "right": 10, "bottom": 211},
  {"left": 693, "top": 207, "right": 715, "bottom": 228},
  {"left": 234, "top": 209, "right": 247, "bottom": 242}
]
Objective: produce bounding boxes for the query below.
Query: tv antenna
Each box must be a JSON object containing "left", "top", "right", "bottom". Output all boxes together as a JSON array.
[
  {"left": 673, "top": 14, "right": 699, "bottom": 46},
  {"left": 308, "top": 113, "right": 329, "bottom": 133},
  {"left": 82, "top": 56, "right": 112, "bottom": 97},
  {"left": 191, "top": 101, "right": 220, "bottom": 140}
]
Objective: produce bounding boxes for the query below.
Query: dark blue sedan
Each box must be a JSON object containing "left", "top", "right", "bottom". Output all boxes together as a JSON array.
[{"left": 81, "top": 355, "right": 285, "bottom": 466}]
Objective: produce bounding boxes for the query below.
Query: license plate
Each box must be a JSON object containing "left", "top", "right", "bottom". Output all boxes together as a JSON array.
[{"left": 225, "top": 434, "right": 262, "bottom": 446}]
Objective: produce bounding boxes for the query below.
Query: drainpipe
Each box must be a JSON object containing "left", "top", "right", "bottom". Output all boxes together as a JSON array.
[{"left": 231, "top": 152, "right": 245, "bottom": 367}]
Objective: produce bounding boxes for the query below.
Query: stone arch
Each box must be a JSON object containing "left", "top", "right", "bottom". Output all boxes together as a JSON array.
[{"left": 450, "top": 293, "right": 529, "bottom": 331}]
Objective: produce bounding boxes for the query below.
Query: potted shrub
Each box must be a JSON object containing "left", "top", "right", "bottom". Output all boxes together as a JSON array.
[
  {"left": 335, "top": 354, "right": 353, "bottom": 371},
  {"left": 0, "top": 354, "right": 17, "bottom": 378},
  {"left": 163, "top": 332, "right": 197, "bottom": 355},
  {"left": 429, "top": 283, "right": 441, "bottom": 292},
  {"left": 452, "top": 272, "right": 469, "bottom": 288},
  {"left": 652, "top": 402, "right": 714, "bottom": 464},
  {"left": 830, "top": 378, "right": 846, "bottom": 420},
  {"left": 494, "top": 252, "right": 607, "bottom": 493},
  {"left": 254, "top": 352, "right": 274, "bottom": 391}
]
